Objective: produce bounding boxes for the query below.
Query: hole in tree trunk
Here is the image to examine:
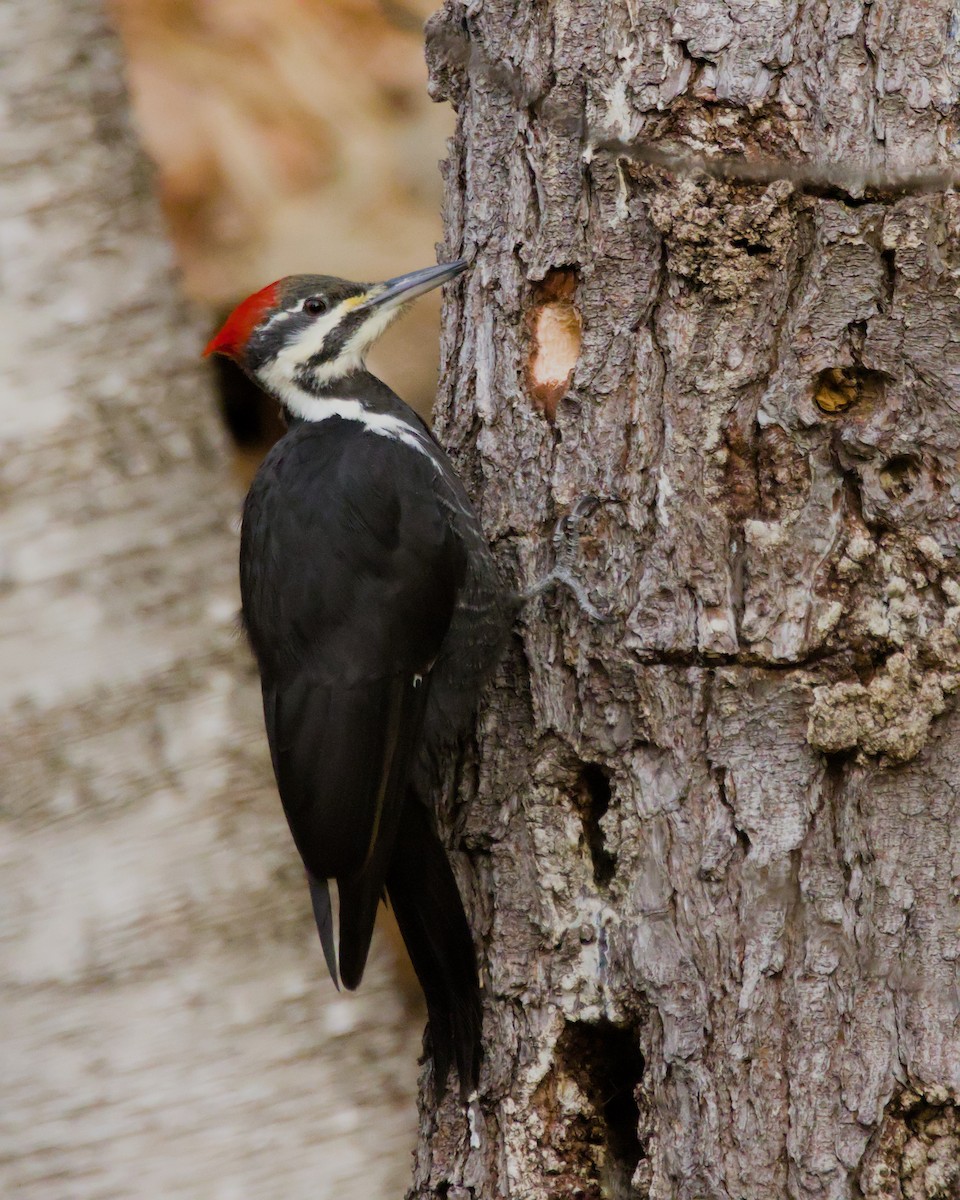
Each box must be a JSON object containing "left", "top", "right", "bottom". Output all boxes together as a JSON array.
[
  {"left": 553, "top": 1019, "right": 646, "bottom": 1199},
  {"left": 813, "top": 365, "right": 888, "bottom": 415},
  {"left": 576, "top": 763, "right": 616, "bottom": 888},
  {"left": 525, "top": 267, "right": 582, "bottom": 421}
]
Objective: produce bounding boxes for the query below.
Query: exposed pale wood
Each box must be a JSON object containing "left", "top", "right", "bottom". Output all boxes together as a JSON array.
[{"left": 417, "top": 3, "right": 960, "bottom": 1197}]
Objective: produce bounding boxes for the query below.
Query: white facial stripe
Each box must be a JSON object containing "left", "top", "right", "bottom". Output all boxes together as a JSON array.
[
  {"left": 259, "top": 293, "right": 404, "bottom": 391},
  {"left": 310, "top": 300, "right": 399, "bottom": 383},
  {"left": 260, "top": 303, "right": 301, "bottom": 334},
  {"left": 276, "top": 300, "right": 353, "bottom": 367}
]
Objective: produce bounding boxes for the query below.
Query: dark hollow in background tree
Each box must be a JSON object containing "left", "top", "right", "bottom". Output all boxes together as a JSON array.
[{"left": 415, "top": 2, "right": 960, "bottom": 1197}]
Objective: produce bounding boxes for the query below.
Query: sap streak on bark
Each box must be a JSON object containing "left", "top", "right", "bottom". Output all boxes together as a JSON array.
[{"left": 418, "top": 1, "right": 960, "bottom": 1197}]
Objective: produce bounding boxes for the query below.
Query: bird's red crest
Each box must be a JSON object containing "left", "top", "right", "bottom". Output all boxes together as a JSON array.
[{"left": 204, "top": 280, "right": 283, "bottom": 359}]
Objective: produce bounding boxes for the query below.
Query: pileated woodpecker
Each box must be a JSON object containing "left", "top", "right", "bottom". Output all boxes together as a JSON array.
[{"left": 205, "top": 261, "right": 508, "bottom": 1100}]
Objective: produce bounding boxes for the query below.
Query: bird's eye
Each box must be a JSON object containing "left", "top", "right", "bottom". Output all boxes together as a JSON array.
[{"left": 303, "top": 296, "right": 328, "bottom": 315}]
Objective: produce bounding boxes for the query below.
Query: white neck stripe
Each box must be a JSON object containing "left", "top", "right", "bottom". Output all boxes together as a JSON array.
[{"left": 272, "top": 389, "right": 436, "bottom": 460}]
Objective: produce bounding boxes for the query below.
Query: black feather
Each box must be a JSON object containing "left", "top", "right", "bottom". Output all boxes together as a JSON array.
[
  {"left": 387, "top": 794, "right": 482, "bottom": 1100},
  {"left": 335, "top": 674, "right": 429, "bottom": 989},
  {"left": 307, "top": 874, "right": 338, "bottom": 987},
  {"left": 239, "top": 376, "right": 508, "bottom": 1101},
  {"left": 265, "top": 673, "right": 411, "bottom": 881}
]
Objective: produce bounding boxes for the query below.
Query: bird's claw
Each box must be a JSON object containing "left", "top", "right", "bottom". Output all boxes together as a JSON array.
[
  {"left": 543, "top": 565, "right": 614, "bottom": 623},
  {"left": 523, "top": 494, "right": 617, "bottom": 623}
]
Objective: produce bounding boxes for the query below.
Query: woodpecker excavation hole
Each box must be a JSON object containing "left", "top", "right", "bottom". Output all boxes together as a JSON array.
[
  {"left": 730, "top": 235, "right": 771, "bottom": 257},
  {"left": 526, "top": 268, "right": 582, "bottom": 421},
  {"left": 813, "top": 365, "right": 887, "bottom": 415},
  {"left": 575, "top": 763, "right": 616, "bottom": 888},
  {"left": 550, "top": 1019, "right": 646, "bottom": 1200}
]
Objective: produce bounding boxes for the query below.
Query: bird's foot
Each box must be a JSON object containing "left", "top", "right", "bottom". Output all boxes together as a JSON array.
[{"left": 522, "top": 494, "right": 615, "bottom": 623}]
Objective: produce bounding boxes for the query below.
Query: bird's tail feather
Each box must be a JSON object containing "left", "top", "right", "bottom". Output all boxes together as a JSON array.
[
  {"left": 307, "top": 874, "right": 339, "bottom": 988},
  {"left": 386, "top": 795, "right": 482, "bottom": 1101},
  {"left": 336, "top": 873, "right": 385, "bottom": 990}
]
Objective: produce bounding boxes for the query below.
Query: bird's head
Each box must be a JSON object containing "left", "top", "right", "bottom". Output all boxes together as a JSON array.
[{"left": 204, "top": 260, "right": 468, "bottom": 412}]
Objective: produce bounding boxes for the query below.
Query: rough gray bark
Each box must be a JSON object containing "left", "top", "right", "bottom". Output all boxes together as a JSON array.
[
  {"left": 0, "top": 4, "right": 421, "bottom": 1197},
  {"left": 417, "top": 3, "right": 960, "bottom": 1198}
]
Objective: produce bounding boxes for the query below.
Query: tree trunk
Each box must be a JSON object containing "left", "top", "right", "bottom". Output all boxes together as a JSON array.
[
  {"left": 0, "top": 4, "right": 420, "bottom": 1196},
  {"left": 418, "top": 3, "right": 960, "bottom": 1198}
]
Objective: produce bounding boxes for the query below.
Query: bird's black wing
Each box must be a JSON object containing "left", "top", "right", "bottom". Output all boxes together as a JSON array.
[{"left": 241, "top": 421, "right": 465, "bottom": 988}]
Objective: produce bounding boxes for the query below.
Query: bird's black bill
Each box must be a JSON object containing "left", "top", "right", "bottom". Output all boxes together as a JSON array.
[{"left": 356, "top": 259, "right": 469, "bottom": 312}]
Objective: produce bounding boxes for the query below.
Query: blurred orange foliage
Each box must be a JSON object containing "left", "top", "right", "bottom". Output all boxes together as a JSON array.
[{"left": 112, "top": 0, "right": 452, "bottom": 301}]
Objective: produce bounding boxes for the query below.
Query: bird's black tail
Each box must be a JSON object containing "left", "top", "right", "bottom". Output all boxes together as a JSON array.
[{"left": 386, "top": 794, "right": 482, "bottom": 1101}]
